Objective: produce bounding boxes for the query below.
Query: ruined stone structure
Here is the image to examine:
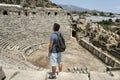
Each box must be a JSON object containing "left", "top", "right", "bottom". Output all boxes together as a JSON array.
[
  {"left": 79, "top": 38, "right": 120, "bottom": 67},
  {"left": 0, "top": 4, "right": 72, "bottom": 70},
  {"left": 86, "top": 23, "right": 120, "bottom": 60},
  {"left": 73, "top": 17, "right": 120, "bottom": 68}
]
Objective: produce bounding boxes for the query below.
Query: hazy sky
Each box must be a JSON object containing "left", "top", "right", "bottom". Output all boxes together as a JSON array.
[{"left": 50, "top": 0, "right": 120, "bottom": 13}]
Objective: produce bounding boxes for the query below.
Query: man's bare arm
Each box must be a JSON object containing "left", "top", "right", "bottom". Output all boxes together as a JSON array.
[{"left": 48, "top": 40, "right": 54, "bottom": 57}]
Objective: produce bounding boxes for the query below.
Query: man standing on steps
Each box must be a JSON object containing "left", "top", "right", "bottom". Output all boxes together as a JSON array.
[{"left": 48, "top": 23, "right": 65, "bottom": 79}]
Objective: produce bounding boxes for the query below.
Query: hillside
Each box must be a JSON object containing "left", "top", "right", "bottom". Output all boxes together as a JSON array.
[{"left": 0, "top": 0, "right": 60, "bottom": 8}]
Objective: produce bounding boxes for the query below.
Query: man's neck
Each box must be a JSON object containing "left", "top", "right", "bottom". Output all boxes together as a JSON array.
[{"left": 54, "top": 31, "right": 58, "bottom": 33}]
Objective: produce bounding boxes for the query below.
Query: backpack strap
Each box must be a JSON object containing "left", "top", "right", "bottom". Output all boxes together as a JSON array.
[
  {"left": 54, "top": 32, "right": 61, "bottom": 37},
  {"left": 55, "top": 32, "right": 65, "bottom": 44}
]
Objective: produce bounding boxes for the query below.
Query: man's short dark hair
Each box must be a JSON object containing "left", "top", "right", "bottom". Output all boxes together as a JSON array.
[{"left": 53, "top": 23, "right": 60, "bottom": 31}]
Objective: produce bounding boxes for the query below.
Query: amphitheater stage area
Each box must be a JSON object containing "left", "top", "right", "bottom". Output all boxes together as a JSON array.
[{"left": 27, "top": 37, "right": 107, "bottom": 72}]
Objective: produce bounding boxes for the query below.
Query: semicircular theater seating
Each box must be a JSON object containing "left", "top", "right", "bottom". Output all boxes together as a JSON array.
[
  {"left": 0, "top": 36, "right": 40, "bottom": 70},
  {"left": 0, "top": 9, "right": 72, "bottom": 70}
]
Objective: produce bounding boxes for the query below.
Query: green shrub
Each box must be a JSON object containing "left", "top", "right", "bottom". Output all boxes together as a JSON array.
[
  {"left": 36, "top": 3, "right": 44, "bottom": 7},
  {"left": 93, "top": 12, "right": 97, "bottom": 16},
  {"left": 117, "top": 29, "right": 120, "bottom": 35},
  {"left": 109, "top": 13, "right": 113, "bottom": 16},
  {"left": 23, "top": 3, "right": 29, "bottom": 7},
  {"left": 115, "top": 19, "right": 120, "bottom": 23},
  {"left": 99, "top": 35, "right": 107, "bottom": 43},
  {"left": 100, "top": 12, "right": 105, "bottom": 16},
  {"left": 16, "top": 0, "right": 21, "bottom": 4}
]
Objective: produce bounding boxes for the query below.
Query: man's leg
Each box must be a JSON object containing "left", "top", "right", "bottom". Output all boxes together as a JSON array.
[
  {"left": 57, "top": 52, "right": 62, "bottom": 72},
  {"left": 58, "top": 64, "right": 62, "bottom": 72},
  {"left": 50, "top": 53, "right": 57, "bottom": 77},
  {"left": 52, "top": 66, "right": 56, "bottom": 76}
]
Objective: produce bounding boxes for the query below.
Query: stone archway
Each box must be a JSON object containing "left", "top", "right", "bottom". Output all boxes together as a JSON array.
[
  {"left": 25, "top": 12, "right": 28, "bottom": 16},
  {"left": 3, "top": 10, "right": 8, "bottom": 15},
  {"left": 67, "top": 13, "right": 70, "bottom": 16},
  {"left": 72, "top": 30, "right": 76, "bottom": 37},
  {"left": 55, "top": 12, "right": 58, "bottom": 16},
  {"left": 18, "top": 11, "right": 21, "bottom": 15},
  {"left": 48, "top": 12, "right": 50, "bottom": 15}
]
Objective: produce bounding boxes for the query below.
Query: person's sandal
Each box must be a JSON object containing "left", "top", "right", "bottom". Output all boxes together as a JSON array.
[{"left": 48, "top": 75, "right": 56, "bottom": 79}]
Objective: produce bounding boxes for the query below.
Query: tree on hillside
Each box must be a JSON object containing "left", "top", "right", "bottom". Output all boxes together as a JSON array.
[
  {"left": 0, "top": 0, "right": 7, "bottom": 3},
  {"left": 117, "top": 29, "right": 120, "bottom": 35},
  {"left": 108, "top": 19, "right": 112, "bottom": 22},
  {"left": 16, "top": 0, "right": 21, "bottom": 4},
  {"left": 109, "top": 13, "right": 113, "bottom": 16},
  {"left": 115, "top": 19, "right": 120, "bottom": 23},
  {"left": 0, "top": 0, "right": 59, "bottom": 8},
  {"left": 0, "top": 0, "right": 21, "bottom": 4},
  {"left": 84, "top": 11, "right": 88, "bottom": 14},
  {"left": 0, "top": 0, "right": 3, "bottom": 3},
  {"left": 93, "top": 12, "right": 97, "bottom": 16},
  {"left": 100, "top": 12, "right": 104, "bottom": 16}
]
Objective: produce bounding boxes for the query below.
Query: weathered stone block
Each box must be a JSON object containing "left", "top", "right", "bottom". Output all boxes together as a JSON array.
[
  {"left": 107, "top": 57, "right": 115, "bottom": 67},
  {"left": 99, "top": 53, "right": 106, "bottom": 62}
]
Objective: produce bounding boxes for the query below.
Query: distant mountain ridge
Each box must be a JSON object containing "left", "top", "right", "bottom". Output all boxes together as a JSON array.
[{"left": 59, "top": 4, "right": 90, "bottom": 12}]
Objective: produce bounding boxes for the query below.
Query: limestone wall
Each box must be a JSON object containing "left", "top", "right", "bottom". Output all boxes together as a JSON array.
[{"left": 79, "top": 38, "right": 120, "bottom": 68}]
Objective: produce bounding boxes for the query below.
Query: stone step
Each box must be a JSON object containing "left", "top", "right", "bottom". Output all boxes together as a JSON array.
[
  {"left": 0, "top": 39, "right": 4, "bottom": 42},
  {"left": 0, "top": 42, "right": 8, "bottom": 48},
  {"left": 8, "top": 43, "right": 16, "bottom": 49},
  {"left": 19, "top": 45, "right": 27, "bottom": 51},
  {"left": 47, "top": 72, "right": 89, "bottom": 80},
  {"left": 4, "top": 43, "right": 9, "bottom": 49},
  {"left": 4, "top": 69, "right": 47, "bottom": 80},
  {"left": 1, "top": 43, "right": 10, "bottom": 49},
  {"left": 0, "top": 40, "right": 6, "bottom": 45},
  {"left": 0, "top": 38, "right": 12, "bottom": 45},
  {"left": 90, "top": 71, "right": 120, "bottom": 80}
]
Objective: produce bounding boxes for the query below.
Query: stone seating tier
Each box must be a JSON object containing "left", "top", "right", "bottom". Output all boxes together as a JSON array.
[{"left": 0, "top": 10, "right": 71, "bottom": 70}]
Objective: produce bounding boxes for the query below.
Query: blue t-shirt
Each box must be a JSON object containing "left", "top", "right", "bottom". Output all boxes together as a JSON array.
[{"left": 50, "top": 32, "right": 60, "bottom": 53}]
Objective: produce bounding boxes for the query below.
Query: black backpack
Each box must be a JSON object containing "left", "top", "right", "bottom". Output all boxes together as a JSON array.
[{"left": 55, "top": 32, "right": 66, "bottom": 52}]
